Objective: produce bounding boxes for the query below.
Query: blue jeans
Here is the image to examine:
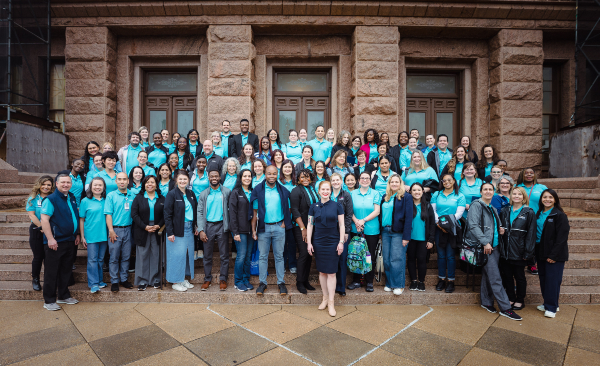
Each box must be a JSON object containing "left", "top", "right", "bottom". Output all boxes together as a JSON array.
[
  {"left": 381, "top": 227, "right": 407, "bottom": 288},
  {"left": 109, "top": 227, "right": 131, "bottom": 284},
  {"left": 257, "top": 222, "right": 285, "bottom": 284},
  {"left": 234, "top": 233, "right": 253, "bottom": 287},
  {"left": 86, "top": 241, "right": 107, "bottom": 288},
  {"left": 436, "top": 228, "right": 455, "bottom": 281},
  {"left": 284, "top": 229, "right": 298, "bottom": 269}
]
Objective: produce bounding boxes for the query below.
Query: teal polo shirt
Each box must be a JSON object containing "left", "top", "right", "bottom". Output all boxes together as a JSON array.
[
  {"left": 438, "top": 148, "right": 452, "bottom": 172},
  {"left": 26, "top": 194, "right": 43, "bottom": 222},
  {"left": 510, "top": 205, "right": 524, "bottom": 224},
  {"left": 206, "top": 187, "right": 224, "bottom": 222},
  {"left": 166, "top": 143, "right": 176, "bottom": 154},
  {"left": 104, "top": 189, "right": 134, "bottom": 226},
  {"left": 423, "top": 146, "right": 434, "bottom": 157},
  {"left": 351, "top": 187, "right": 381, "bottom": 235},
  {"left": 402, "top": 167, "right": 438, "bottom": 187},
  {"left": 177, "top": 152, "right": 185, "bottom": 169},
  {"left": 41, "top": 193, "right": 78, "bottom": 234},
  {"left": 308, "top": 139, "right": 333, "bottom": 162},
  {"left": 241, "top": 161, "right": 251, "bottom": 171},
  {"left": 85, "top": 169, "right": 99, "bottom": 188},
  {"left": 536, "top": 209, "right": 551, "bottom": 243},
  {"left": 221, "top": 132, "right": 231, "bottom": 158},
  {"left": 373, "top": 170, "right": 391, "bottom": 197},
  {"left": 517, "top": 183, "right": 548, "bottom": 214},
  {"left": 184, "top": 195, "right": 194, "bottom": 222},
  {"left": 431, "top": 191, "right": 466, "bottom": 217},
  {"left": 191, "top": 171, "right": 209, "bottom": 199},
  {"left": 284, "top": 143, "right": 302, "bottom": 164},
  {"left": 79, "top": 197, "right": 107, "bottom": 243},
  {"left": 253, "top": 184, "right": 284, "bottom": 223},
  {"left": 242, "top": 187, "right": 251, "bottom": 201},
  {"left": 214, "top": 145, "right": 225, "bottom": 157},
  {"left": 126, "top": 144, "right": 142, "bottom": 175},
  {"left": 148, "top": 148, "right": 166, "bottom": 168},
  {"left": 399, "top": 146, "right": 412, "bottom": 169},
  {"left": 96, "top": 170, "right": 118, "bottom": 194},
  {"left": 381, "top": 193, "right": 396, "bottom": 227},
  {"left": 484, "top": 162, "right": 493, "bottom": 177},
  {"left": 159, "top": 180, "right": 170, "bottom": 197},
  {"left": 241, "top": 133, "right": 249, "bottom": 147},
  {"left": 369, "top": 143, "right": 378, "bottom": 162},
  {"left": 140, "top": 142, "right": 149, "bottom": 149},
  {"left": 223, "top": 174, "right": 237, "bottom": 191},
  {"left": 459, "top": 178, "right": 483, "bottom": 206},
  {"left": 315, "top": 177, "right": 325, "bottom": 193},
  {"left": 271, "top": 142, "right": 281, "bottom": 151},
  {"left": 411, "top": 203, "right": 426, "bottom": 241},
  {"left": 69, "top": 173, "right": 84, "bottom": 207},
  {"left": 252, "top": 174, "right": 265, "bottom": 189},
  {"left": 144, "top": 192, "right": 157, "bottom": 221},
  {"left": 142, "top": 165, "right": 155, "bottom": 177},
  {"left": 189, "top": 141, "right": 200, "bottom": 158},
  {"left": 130, "top": 183, "right": 142, "bottom": 196},
  {"left": 453, "top": 162, "right": 464, "bottom": 182},
  {"left": 281, "top": 179, "right": 294, "bottom": 192}
]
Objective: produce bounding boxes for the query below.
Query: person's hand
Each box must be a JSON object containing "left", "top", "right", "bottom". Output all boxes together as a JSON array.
[
  {"left": 547, "top": 258, "right": 556, "bottom": 264},
  {"left": 426, "top": 242, "right": 433, "bottom": 250},
  {"left": 153, "top": 225, "right": 161, "bottom": 232},
  {"left": 483, "top": 243, "right": 493, "bottom": 254},
  {"left": 424, "top": 187, "right": 430, "bottom": 193},
  {"left": 402, "top": 240, "right": 409, "bottom": 247},
  {"left": 167, "top": 235, "right": 175, "bottom": 242},
  {"left": 145, "top": 225, "right": 153, "bottom": 232},
  {"left": 194, "top": 229, "right": 199, "bottom": 236},
  {"left": 301, "top": 228, "right": 307, "bottom": 242},
  {"left": 109, "top": 230, "right": 118, "bottom": 243},
  {"left": 234, "top": 234, "right": 241, "bottom": 242},
  {"left": 281, "top": 222, "right": 285, "bottom": 228},
  {"left": 337, "top": 242, "right": 344, "bottom": 255},
  {"left": 499, "top": 227, "right": 505, "bottom": 235},
  {"left": 75, "top": 235, "right": 80, "bottom": 247},
  {"left": 371, "top": 170, "right": 376, "bottom": 178},
  {"left": 81, "top": 237, "right": 88, "bottom": 249},
  {"left": 199, "top": 231, "right": 208, "bottom": 242},
  {"left": 307, "top": 243, "right": 314, "bottom": 256},
  {"left": 465, "top": 204, "right": 470, "bottom": 210},
  {"left": 48, "top": 238, "right": 58, "bottom": 251},
  {"left": 252, "top": 231, "right": 258, "bottom": 240}
]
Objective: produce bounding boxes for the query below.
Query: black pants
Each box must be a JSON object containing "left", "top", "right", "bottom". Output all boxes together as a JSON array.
[
  {"left": 353, "top": 234, "right": 379, "bottom": 284},
  {"left": 336, "top": 234, "right": 350, "bottom": 292},
  {"left": 407, "top": 240, "right": 427, "bottom": 282},
  {"left": 43, "top": 241, "right": 75, "bottom": 303},
  {"left": 293, "top": 226, "right": 312, "bottom": 284},
  {"left": 537, "top": 256, "right": 564, "bottom": 313},
  {"left": 29, "top": 223, "right": 45, "bottom": 279},
  {"left": 499, "top": 259, "right": 527, "bottom": 304}
]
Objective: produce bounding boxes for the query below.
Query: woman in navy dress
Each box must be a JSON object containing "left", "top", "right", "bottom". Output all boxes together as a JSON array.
[{"left": 307, "top": 180, "right": 345, "bottom": 317}]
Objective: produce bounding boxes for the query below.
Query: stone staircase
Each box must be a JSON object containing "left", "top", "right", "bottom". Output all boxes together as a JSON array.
[
  {"left": 1, "top": 210, "right": 599, "bottom": 305},
  {"left": 0, "top": 158, "right": 54, "bottom": 210},
  {"left": 539, "top": 176, "right": 600, "bottom": 213}
]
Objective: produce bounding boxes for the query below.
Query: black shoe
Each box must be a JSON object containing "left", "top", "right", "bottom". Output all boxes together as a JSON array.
[
  {"left": 335, "top": 290, "right": 346, "bottom": 296},
  {"left": 409, "top": 280, "right": 418, "bottom": 291},
  {"left": 120, "top": 281, "right": 133, "bottom": 289},
  {"left": 279, "top": 283, "right": 288, "bottom": 295},
  {"left": 500, "top": 309, "right": 522, "bottom": 321},
  {"left": 153, "top": 282, "right": 161, "bottom": 289},
  {"left": 435, "top": 279, "right": 446, "bottom": 291},
  {"left": 138, "top": 284, "right": 147, "bottom": 291},
  {"left": 256, "top": 282, "right": 267, "bottom": 296},
  {"left": 304, "top": 282, "right": 316, "bottom": 291},
  {"left": 417, "top": 282, "right": 425, "bottom": 292},
  {"left": 297, "top": 282, "right": 307, "bottom": 294},
  {"left": 72, "top": 265, "right": 76, "bottom": 270},
  {"left": 32, "top": 277, "right": 41, "bottom": 291},
  {"left": 102, "top": 264, "right": 109, "bottom": 273},
  {"left": 512, "top": 303, "right": 525, "bottom": 311},
  {"left": 347, "top": 282, "right": 361, "bottom": 290},
  {"left": 481, "top": 304, "right": 497, "bottom": 314},
  {"left": 111, "top": 283, "right": 119, "bottom": 292},
  {"left": 366, "top": 283, "right": 374, "bottom": 292},
  {"left": 445, "top": 281, "right": 455, "bottom": 293}
]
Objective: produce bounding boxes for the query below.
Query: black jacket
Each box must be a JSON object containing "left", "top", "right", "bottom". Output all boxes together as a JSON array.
[
  {"left": 191, "top": 153, "right": 224, "bottom": 174},
  {"left": 175, "top": 151, "right": 194, "bottom": 172},
  {"left": 294, "top": 161, "right": 315, "bottom": 177},
  {"left": 335, "top": 190, "right": 354, "bottom": 234},
  {"left": 499, "top": 205, "right": 536, "bottom": 263},
  {"left": 414, "top": 201, "right": 436, "bottom": 244},
  {"left": 145, "top": 145, "right": 169, "bottom": 167},
  {"left": 426, "top": 147, "right": 453, "bottom": 178},
  {"left": 466, "top": 149, "right": 479, "bottom": 165},
  {"left": 536, "top": 208, "right": 570, "bottom": 262},
  {"left": 164, "top": 187, "right": 197, "bottom": 237},
  {"left": 290, "top": 184, "right": 319, "bottom": 226},
  {"left": 369, "top": 153, "right": 399, "bottom": 173},
  {"left": 131, "top": 193, "right": 165, "bottom": 247},
  {"left": 229, "top": 186, "right": 252, "bottom": 236},
  {"left": 231, "top": 132, "right": 259, "bottom": 158},
  {"left": 330, "top": 145, "right": 352, "bottom": 162}
]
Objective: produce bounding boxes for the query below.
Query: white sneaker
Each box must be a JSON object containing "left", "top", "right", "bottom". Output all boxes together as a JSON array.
[
  {"left": 384, "top": 286, "right": 392, "bottom": 292},
  {"left": 537, "top": 305, "right": 559, "bottom": 312},
  {"left": 183, "top": 280, "right": 194, "bottom": 289},
  {"left": 194, "top": 251, "right": 198, "bottom": 260},
  {"left": 393, "top": 288, "right": 404, "bottom": 295},
  {"left": 232, "top": 252, "right": 237, "bottom": 260},
  {"left": 172, "top": 283, "right": 187, "bottom": 292},
  {"left": 198, "top": 250, "right": 204, "bottom": 259},
  {"left": 545, "top": 310, "right": 556, "bottom": 318},
  {"left": 44, "top": 303, "right": 61, "bottom": 311}
]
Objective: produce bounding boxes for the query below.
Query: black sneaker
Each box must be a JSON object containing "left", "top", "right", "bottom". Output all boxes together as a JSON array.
[
  {"left": 111, "top": 283, "right": 119, "bottom": 292},
  {"left": 256, "top": 282, "right": 267, "bottom": 296},
  {"left": 528, "top": 265, "right": 538, "bottom": 275},
  {"left": 481, "top": 304, "right": 497, "bottom": 314},
  {"left": 120, "top": 281, "right": 134, "bottom": 289},
  {"left": 347, "top": 282, "right": 361, "bottom": 290},
  {"left": 435, "top": 279, "right": 446, "bottom": 291},
  {"left": 366, "top": 283, "right": 374, "bottom": 292},
  {"left": 500, "top": 309, "right": 522, "bottom": 321},
  {"left": 278, "top": 283, "right": 288, "bottom": 295},
  {"left": 417, "top": 282, "right": 425, "bottom": 291},
  {"left": 138, "top": 284, "right": 147, "bottom": 291},
  {"left": 102, "top": 264, "right": 109, "bottom": 273},
  {"left": 445, "top": 281, "right": 455, "bottom": 293},
  {"left": 409, "top": 281, "right": 418, "bottom": 291},
  {"left": 153, "top": 282, "right": 161, "bottom": 289}
]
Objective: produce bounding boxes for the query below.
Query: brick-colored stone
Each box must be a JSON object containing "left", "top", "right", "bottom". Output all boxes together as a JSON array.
[
  {"left": 65, "top": 97, "right": 105, "bottom": 115},
  {"left": 501, "top": 153, "right": 543, "bottom": 170},
  {"left": 490, "top": 118, "right": 542, "bottom": 137},
  {"left": 354, "top": 44, "right": 399, "bottom": 62},
  {"left": 208, "top": 43, "right": 256, "bottom": 61},
  {"left": 490, "top": 47, "right": 544, "bottom": 68},
  {"left": 354, "top": 61, "right": 398, "bottom": 80},
  {"left": 354, "top": 79, "right": 398, "bottom": 97},
  {"left": 208, "top": 25, "right": 253, "bottom": 43},
  {"left": 354, "top": 26, "right": 400, "bottom": 44},
  {"left": 66, "top": 27, "right": 116, "bottom": 49},
  {"left": 65, "top": 62, "right": 107, "bottom": 80},
  {"left": 208, "top": 78, "right": 255, "bottom": 97},
  {"left": 352, "top": 115, "right": 398, "bottom": 131},
  {"left": 208, "top": 60, "right": 253, "bottom": 78},
  {"left": 490, "top": 29, "right": 543, "bottom": 50},
  {"left": 490, "top": 100, "right": 542, "bottom": 119},
  {"left": 65, "top": 44, "right": 108, "bottom": 62},
  {"left": 208, "top": 96, "right": 254, "bottom": 115},
  {"left": 207, "top": 114, "right": 253, "bottom": 133},
  {"left": 65, "top": 79, "right": 109, "bottom": 98},
  {"left": 490, "top": 135, "right": 542, "bottom": 154},
  {"left": 490, "top": 65, "right": 543, "bottom": 84},
  {"left": 64, "top": 114, "right": 107, "bottom": 133},
  {"left": 352, "top": 97, "right": 397, "bottom": 115},
  {"left": 489, "top": 82, "right": 542, "bottom": 102}
]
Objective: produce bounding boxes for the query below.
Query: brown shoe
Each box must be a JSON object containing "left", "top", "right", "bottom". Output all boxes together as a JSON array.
[
  {"left": 220, "top": 280, "right": 227, "bottom": 291},
  {"left": 201, "top": 281, "right": 210, "bottom": 291}
]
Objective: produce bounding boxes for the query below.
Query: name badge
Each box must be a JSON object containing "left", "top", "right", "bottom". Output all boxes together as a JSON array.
[
  {"left": 124, "top": 202, "right": 130, "bottom": 210},
  {"left": 548, "top": 219, "right": 554, "bottom": 222},
  {"left": 518, "top": 215, "right": 526, "bottom": 219},
  {"left": 37, "top": 199, "right": 42, "bottom": 208}
]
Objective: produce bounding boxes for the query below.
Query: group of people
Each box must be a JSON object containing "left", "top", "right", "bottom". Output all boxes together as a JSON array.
[{"left": 27, "top": 120, "right": 570, "bottom": 320}]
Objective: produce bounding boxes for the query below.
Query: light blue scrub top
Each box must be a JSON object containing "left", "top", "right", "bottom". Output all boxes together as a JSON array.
[
  {"left": 308, "top": 139, "right": 333, "bottom": 162},
  {"left": 402, "top": 167, "right": 438, "bottom": 187},
  {"left": 411, "top": 203, "right": 426, "bottom": 241},
  {"left": 79, "top": 197, "right": 107, "bottom": 243},
  {"left": 351, "top": 187, "right": 381, "bottom": 235},
  {"left": 206, "top": 188, "right": 224, "bottom": 222},
  {"left": 431, "top": 191, "right": 466, "bottom": 217},
  {"left": 381, "top": 193, "right": 396, "bottom": 227},
  {"left": 253, "top": 184, "right": 284, "bottom": 223}
]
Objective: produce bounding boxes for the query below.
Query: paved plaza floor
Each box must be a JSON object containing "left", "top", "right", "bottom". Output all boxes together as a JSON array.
[{"left": 0, "top": 301, "right": 599, "bottom": 366}]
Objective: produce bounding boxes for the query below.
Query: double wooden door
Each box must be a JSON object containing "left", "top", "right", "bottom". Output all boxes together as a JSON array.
[
  {"left": 407, "top": 98, "right": 458, "bottom": 148},
  {"left": 144, "top": 96, "right": 196, "bottom": 136},
  {"left": 274, "top": 96, "right": 329, "bottom": 143}
]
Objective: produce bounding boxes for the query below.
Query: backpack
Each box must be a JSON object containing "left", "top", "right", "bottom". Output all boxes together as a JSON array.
[
  {"left": 347, "top": 234, "right": 372, "bottom": 275},
  {"left": 460, "top": 202, "right": 488, "bottom": 267}
]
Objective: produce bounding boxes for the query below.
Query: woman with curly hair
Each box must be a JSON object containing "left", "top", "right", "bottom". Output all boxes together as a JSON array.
[
  {"left": 359, "top": 128, "right": 379, "bottom": 164},
  {"left": 476, "top": 144, "right": 500, "bottom": 179}
]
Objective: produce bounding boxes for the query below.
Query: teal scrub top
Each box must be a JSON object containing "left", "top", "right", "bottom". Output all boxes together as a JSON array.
[
  {"left": 148, "top": 148, "right": 167, "bottom": 168},
  {"left": 183, "top": 195, "right": 194, "bottom": 222},
  {"left": 144, "top": 192, "right": 157, "bottom": 221},
  {"left": 484, "top": 162, "right": 493, "bottom": 177},
  {"left": 223, "top": 174, "right": 237, "bottom": 191},
  {"left": 41, "top": 194, "right": 78, "bottom": 234},
  {"left": 142, "top": 165, "right": 155, "bottom": 177},
  {"left": 431, "top": 191, "right": 466, "bottom": 217},
  {"left": 96, "top": 170, "right": 118, "bottom": 194},
  {"left": 510, "top": 205, "right": 524, "bottom": 224},
  {"left": 159, "top": 180, "right": 170, "bottom": 197},
  {"left": 438, "top": 148, "right": 452, "bottom": 173},
  {"left": 189, "top": 142, "right": 200, "bottom": 158},
  {"left": 130, "top": 183, "right": 142, "bottom": 196},
  {"left": 241, "top": 161, "right": 252, "bottom": 171},
  {"left": 26, "top": 194, "right": 44, "bottom": 222},
  {"left": 536, "top": 209, "right": 551, "bottom": 243},
  {"left": 191, "top": 171, "right": 209, "bottom": 198},
  {"left": 411, "top": 203, "right": 426, "bottom": 241},
  {"left": 177, "top": 152, "right": 185, "bottom": 169},
  {"left": 402, "top": 167, "right": 438, "bottom": 187},
  {"left": 104, "top": 189, "right": 134, "bottom": 227},
  {"left": 381, "top": 193, "right": 396, "bottom": 227},
  {"left": 453, "top": 162, "right": 464, "bottom": 182},
  {"left": 373, "top": 170, "right": 392, "bottom": 197},
  {"left": 281, "top": 179, "right": 294, "bottom": 192},
  {"left": 126, "top": 145, "right": 142, "bottom": 175},
  {"left": 221, "top": 133, "right": 231, "bottom": 158},
  {"left": 399, "top": 147, "right": 412, "bottom": 169},
  {"left": 351, "top": 187, "right": 381, "bottom": 235},
  {"left": 69, "top": 173, "right": 84, "bottom": 207},
  {"left": 459, "top": 178, "right": 483, "bottom": 206},
  {"left": 308, "top": 139, "right": 333, "bottom": 162},
  {"left": 253, "top": 184, "right": 284, "bottom": 223},
  {"left": 213, "top": 145, "right": 225, "bottom": 157},
  {"left": 206, "top": 188, "right": 224, "bottom": 222},
  {"left": 517, "top": 183, "right": 548, "bottom": 214},
  {"left": 284, "top": 143, "right": 302, "bottom": 164},
  {"left": 369, "top": 143, "right": 378, "bottom": 162},
  {"left": 252, "top": 174, "right": 265, "bottom": 189},
  {"left": 79, "top": 196, "right": 107, "bottom": 243}
]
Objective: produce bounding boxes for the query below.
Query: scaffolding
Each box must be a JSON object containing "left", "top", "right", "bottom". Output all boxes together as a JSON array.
[{"left": 575, "top": 0, "right": 600, "bottom": 125}]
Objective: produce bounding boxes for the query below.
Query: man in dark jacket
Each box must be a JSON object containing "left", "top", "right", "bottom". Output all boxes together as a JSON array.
[
  {"left": 191, "top": 140, "right": 224, "bottom": 174},
  {"left": 426, "top": 134, "right": 453, "bottom": 178},
  {"left": 230, "top": 118, "right": 260, "bottom": 158}
]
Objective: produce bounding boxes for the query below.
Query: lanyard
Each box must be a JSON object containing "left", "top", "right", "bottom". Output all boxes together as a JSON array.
[{"left": 303, "top": 186, "right": 317, "bottom": 205}]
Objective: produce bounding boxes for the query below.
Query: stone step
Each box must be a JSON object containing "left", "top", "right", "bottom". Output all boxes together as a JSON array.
[
  {"left": 0, "top": 212, "right": 30, "bottom": 223},
  {"left": 566, "top": 240, "right": 600, "bottom": 253},
  {"left": 568, "top": 218, "right": 600, "bottom": 228},
  {"left": 569, "top": 228, "right": 600, "bottom": 240},
  {"left": 0, "top": 183, "right": 27, "bottom": 189},
  {"left": 18, "top": 172, "right": 54, "bottom": 185},
  {"left": 0, "top": 223, "right": 31, "bottom": 236},
  {"left": 539, "top": 177, "right": 599, "bottom": 190},
  {"left": 0, "top": 196, "right": 28, "bottom": 210},
  {"left": 0, "top": 235, "right": 29, "bottom": 249},
  {"left": 0, "top": 188, "right": 32, "bottom": 196}
]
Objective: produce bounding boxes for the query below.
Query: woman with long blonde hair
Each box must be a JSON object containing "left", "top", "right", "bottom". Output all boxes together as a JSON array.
[
  {"left": 401, "top": 150, "right": 438, "bottom": 193},
  {"left": 379, "top": 174, "right": 413, "bottom": 295}
]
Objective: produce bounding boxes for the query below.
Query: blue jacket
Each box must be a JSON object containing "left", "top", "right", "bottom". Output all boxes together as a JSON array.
[
  {"left": 250, "top": 180, "right": 292, "bottom": 233},
  {"left": 43, "top": 190, "right": 80, "bottom": 244},
  {"left": 380, "top": 192, "right": 414, "bottom": 240},
  {"left": 491, "top": 194, "right": 510, "bottom": 213}
]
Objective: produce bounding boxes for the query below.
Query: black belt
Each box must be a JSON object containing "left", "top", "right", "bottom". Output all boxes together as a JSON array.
[
  {"left": 208, "top": 221, "right": 223, "bottom": 224},
  {"left": 266, "top": 220, "right": 282, "bottom": 225},
  {"left": 113, "top": 225, "right": 131, "bottom": 228}
]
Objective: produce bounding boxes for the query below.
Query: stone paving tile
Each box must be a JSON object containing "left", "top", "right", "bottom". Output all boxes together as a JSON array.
[
  {"left": 383, "top": 327, "right": 471, "bottom": 366},
  {"left": 243, "top": 310, "right": 321, "bottom": 344},
  {"left": 12, "top": 343, "right": 103, "bottom": 366},
  {"left": 74, "top": 308, "right": 153, "bottom": 342},
  {"left": 326, "top": 310, "right": 405, "bottom": 345},
  {"left": 512, "top": 304, "right": 577, "bottom": 325},
  {"left": 157, "top": 309, "right": 234, "bottom": 344},
  {"left": 89, "top": 324, "right": 180, "bottom": 366},
  {"left": 210, "top": 304, "right": 281, "bottom": 324},
  {"left": 458, "top": 347, "right": 533, "bottom": 366},
  {"left": 0, "top": 324, "right": 86, "bottom": 365},
  {"left": 134, "top": 302, "right": 207, "bottom": 323},
  {"left": 573, "top": 307, "right": 600, "bottom": 331},
  {"left": 127, "top": 345, "right": 207, "bottom": 366},
  {"left": 569, "top": 326, "right": 600, "bottom": 354},
  {"left": 413, "top": 311, "right": 490, "bottom": 346},
  {"left": 62, "top": 301, "right": 138, "bottom": 322},
  {"left": 0, "top": 300, "right": 48, "bottom": 319},
  {"left": 355, "top": 304, "right": 430, "bottom": 324},
  {"left": 564, "top": 346, "right": 600, "bottom": 366},
  {"left": 0, "top": 307, "right": 71, "bottom": 340},
  {"left": 185, "top": 326, "right": 276, "bottom": 366},
  {"left": 241, "top": 347, "right": 315, "bottom": 366},
  {"left": 285, "top": 326, "right": 373, "bottom": 366},
  {"left": 492, "top": 314, "right": 573, "bottom": 345},
  {"left": 353, "top": 348, "right": 421, "bottom": 366},
  {"left": 429, "top": 305, "right": 499, "bottom": 326},
  {"left": 282, "top": 304, "right": 356, "bottom": 324},
  {"left": 476, "top": 327, "right": 566, "bottom": 366}
]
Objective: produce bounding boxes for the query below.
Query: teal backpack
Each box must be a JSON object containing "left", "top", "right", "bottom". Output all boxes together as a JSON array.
[{"left": 347, "top": 234, "right": 372, "bottom": 275}]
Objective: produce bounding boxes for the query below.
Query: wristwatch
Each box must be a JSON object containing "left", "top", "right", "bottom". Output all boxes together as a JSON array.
[{"left": 300, "top": 227, "right": 305, "bottom": 231}]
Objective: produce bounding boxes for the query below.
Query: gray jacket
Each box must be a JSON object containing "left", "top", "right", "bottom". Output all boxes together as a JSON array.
[
  {"left": 464, "top": 198, "right": 501, "bottom": 247},
  {"left": 196, "top": 185, "right": 231, "bottom": 233}
]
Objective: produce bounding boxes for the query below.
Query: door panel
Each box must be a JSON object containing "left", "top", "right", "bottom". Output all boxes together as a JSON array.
[
  {"left": 303, "top": 97, "right": 329, "bottom": 141},
  {"left": 275, "top": 97, "right": 301, "bottom": 144},
  {"left": 173, "top": 97, "right": 197, "bottom": 136},
  {"left": 145, "top": 97, "right": 172, "bottom": 133},
  {"left": 407, "top": 97, "right": 458, "bottom": 147}
]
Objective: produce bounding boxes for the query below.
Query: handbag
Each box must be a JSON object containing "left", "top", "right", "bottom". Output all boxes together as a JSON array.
[
  {"left": 374, "top": 238, "right": 384, "bottom": 282},
  {"left": 460, "top": 206, "right": 488, "bottom": 267},
  {"left": 250, "top": 239, "right": 260, "bottom": 276}
]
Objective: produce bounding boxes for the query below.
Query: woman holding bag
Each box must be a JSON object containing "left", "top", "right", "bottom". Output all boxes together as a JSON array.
[{"left": 229, "top": 169, "right": 255, "bottom": 291}]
